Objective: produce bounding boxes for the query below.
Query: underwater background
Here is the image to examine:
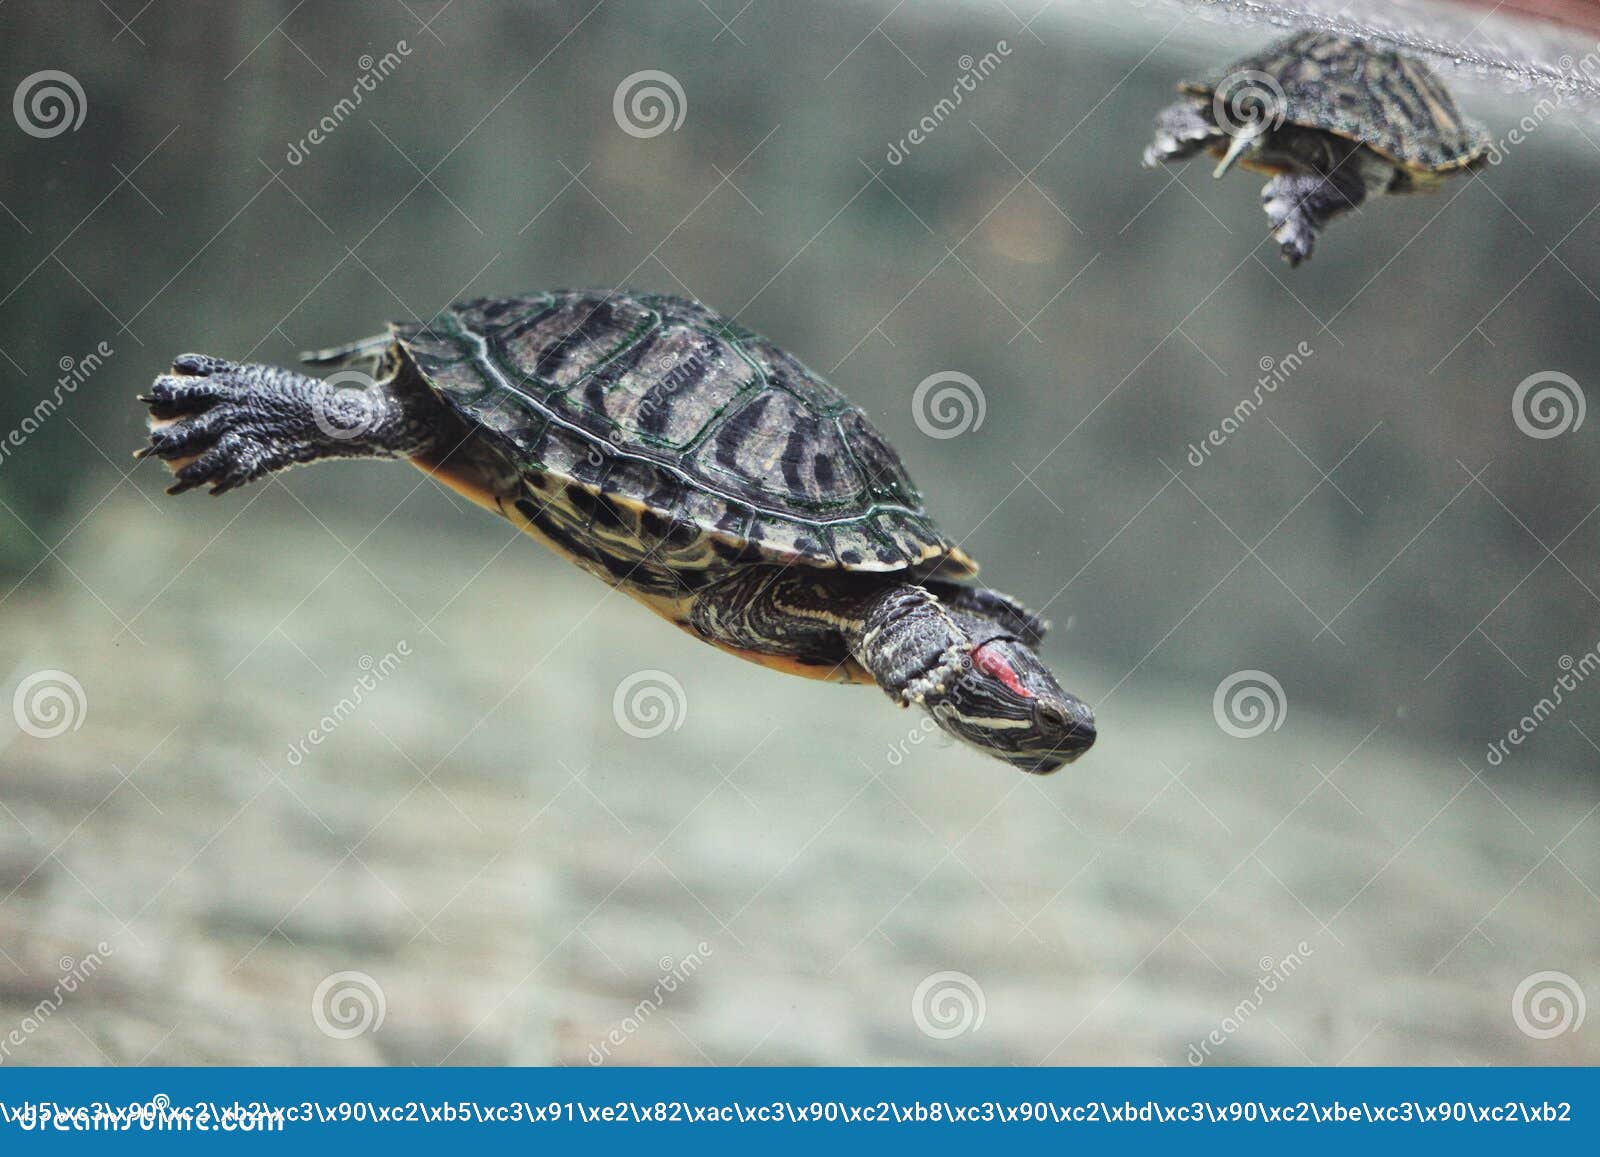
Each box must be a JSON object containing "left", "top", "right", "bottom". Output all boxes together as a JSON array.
[{"left": 0, "top": 0, "right": 1596, "bottom": 1063}]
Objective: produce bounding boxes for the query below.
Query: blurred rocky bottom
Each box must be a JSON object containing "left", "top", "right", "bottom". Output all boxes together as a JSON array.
[{"left": 0, "top": 496, "right": 1595, "bottom": 1065}]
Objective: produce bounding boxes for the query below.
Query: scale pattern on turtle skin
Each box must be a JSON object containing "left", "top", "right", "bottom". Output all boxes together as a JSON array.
[
  {"left": 1194, "top": 31, "right": 1489, "bottom": 170},
  {"left": 393, "top": 291, "right": 975, "bottom": 594}
]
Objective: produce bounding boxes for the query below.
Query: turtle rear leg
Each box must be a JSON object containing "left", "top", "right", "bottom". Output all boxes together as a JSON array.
[
  {"left": 1143, "top": 101, "right": 1224, "bottom": 167},
  {"left": 137, "top": 354, "right": 444, "bottom": 495},
  {"left": 1260, "top": 169, "right": 1368, "bottom": 266}
]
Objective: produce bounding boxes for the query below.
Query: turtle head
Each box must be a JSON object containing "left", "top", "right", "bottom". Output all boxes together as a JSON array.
[
  {"left": 931, "top": 632, "right": 1096, "bottom": 774},
  {"left": 855, "top": 585, "right": 1096, "bottom": 774}
]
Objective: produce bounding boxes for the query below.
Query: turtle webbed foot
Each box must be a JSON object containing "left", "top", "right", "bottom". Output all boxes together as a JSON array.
[
  {"left": 137, "top": 356, "right": 319, "bottom": 496},
  {"left": 1263, "top": 181, "right": 1320, "bottom": 266},
  {"left": 1260, "top": 171, "right": 1366, "bottom": 267},
  {"left": 1144, "top": 101, "right": 1221, "bottom": 168}
]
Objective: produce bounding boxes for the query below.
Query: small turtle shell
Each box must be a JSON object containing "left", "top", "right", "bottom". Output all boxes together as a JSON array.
[
  {"left": 1185, "top": 31, "right": 1491, "bottom": 172},
  {"left": 392, "top": 290, "right": 977, "bottom": 579}
]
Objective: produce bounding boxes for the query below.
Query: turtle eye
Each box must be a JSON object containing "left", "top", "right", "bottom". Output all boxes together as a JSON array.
[{"left": 1033, "top": 702, "right": 1070, "bottom": 731}]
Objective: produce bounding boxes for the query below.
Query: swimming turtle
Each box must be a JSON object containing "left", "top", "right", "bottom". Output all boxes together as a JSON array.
[
  {"left": 136, "top": 290, "right": 1096, "bottom": 773},
  {"left": 1143, "top": 30, "right": 1490, "bottom": 264}
]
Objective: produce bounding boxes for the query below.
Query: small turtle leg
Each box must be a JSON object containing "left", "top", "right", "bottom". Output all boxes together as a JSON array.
[
  {"left": 1260, "top": 169, "right": 1367, "bottom": 266},
  {"left": 1143, "top": 101, "right": 1224, "bottom": 167},
  {"left": 137, "top": 355, "right": 451, "bottom": 495}
]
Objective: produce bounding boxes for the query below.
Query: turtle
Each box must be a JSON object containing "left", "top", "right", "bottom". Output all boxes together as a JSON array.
[
  {"left": 1143, "top": 30, "right": 1491, "bottom": 265},
  {"left": 136, "top": 290, "right": 1096, "bottom": 773}
]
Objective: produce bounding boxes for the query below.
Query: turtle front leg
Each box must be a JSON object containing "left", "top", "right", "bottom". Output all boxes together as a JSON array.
[
  {"left": 1143, "top": 101, "right": 1224, "bottom": 167},
  {"left": 849, "top": 583, "right": 1095, "bottom": 773},
  {"left": 137, "top": 355, "right": 446, "bottom": 495},
  {"left": 1260, "top": 169, "right": 1367, "bottom": 266}
]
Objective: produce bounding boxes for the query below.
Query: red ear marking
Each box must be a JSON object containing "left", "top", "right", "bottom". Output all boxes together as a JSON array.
[{"left": 971, "top": 641, "right": 1033, "bottom": 698}]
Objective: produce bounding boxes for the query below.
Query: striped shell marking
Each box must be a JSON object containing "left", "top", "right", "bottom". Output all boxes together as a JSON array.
[
  {"left": 394, "top": 291, "right": 977, "bottom": 589},
  {"left": 1187, "top": 32, "right": 1490, "bottom": 171}
]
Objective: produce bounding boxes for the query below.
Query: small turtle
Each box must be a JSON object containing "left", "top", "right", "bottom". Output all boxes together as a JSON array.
[
  {"left": 137, "top": 291, "right": 1095, "bottom": 773},
  {"left": 1143, "top": 30, "right": 1490, "bottom": 264}
]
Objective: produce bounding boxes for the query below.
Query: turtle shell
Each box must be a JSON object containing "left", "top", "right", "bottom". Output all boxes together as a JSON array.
[
  {"left": 1185, "top": 31, "right": 1490, "bottom": 172},
  {"left": 393, "top": 290, "right": 977, "bottom": 582}
]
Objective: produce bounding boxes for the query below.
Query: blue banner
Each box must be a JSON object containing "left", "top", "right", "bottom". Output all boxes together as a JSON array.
[{"left": 0, "top": 1067, "right": 1593, "bottom": 1151}]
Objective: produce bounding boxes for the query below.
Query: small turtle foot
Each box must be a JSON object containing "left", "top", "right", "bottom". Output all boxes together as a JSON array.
[
  {"left": 1272, "top": 219, "right": 1318, "bottom": 268},
  {"left": 1143, "top": 101, "right": 1222, "bottom": 168},
  {"left": 1260, "top": 170, "right": 1366, "bottom": 267}
]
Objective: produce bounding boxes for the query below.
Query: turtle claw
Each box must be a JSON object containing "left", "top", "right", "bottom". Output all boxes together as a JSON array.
[
  {"left": 140, "top": 403, "right": 231, "bottom": 465},
  {"left": 140, "top": 370, "right": 235, "bottom": 420},
  {"left": 158, "top": 429, "right": 278, "bottom": 496},
  {"left": 171, "top": 352, "right": 238, "bottom": 377},
  {"left": 137, "top": 358, "right": 292, "bottom": 495}
]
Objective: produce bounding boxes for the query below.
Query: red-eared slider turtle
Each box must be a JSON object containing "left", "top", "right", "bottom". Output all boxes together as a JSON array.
[
  {"left": 1143, "top": 31, "right": 1490, "bottom": 264},
  {"left": 137, "top": 291, "right": 1095, "bottom": 773}
]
